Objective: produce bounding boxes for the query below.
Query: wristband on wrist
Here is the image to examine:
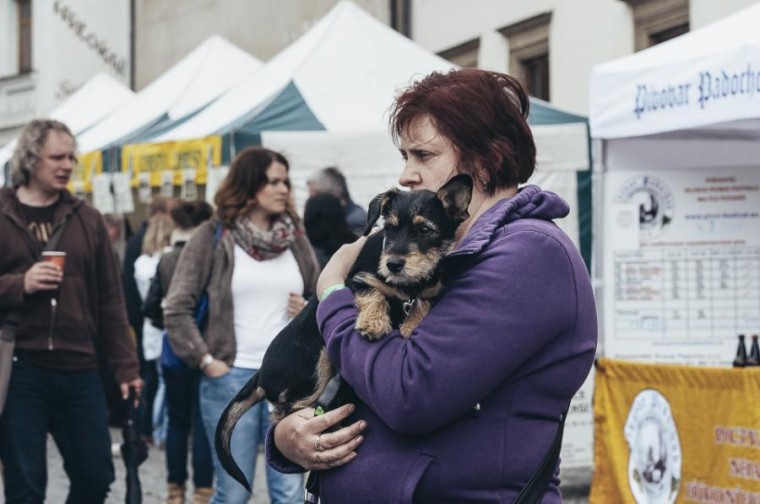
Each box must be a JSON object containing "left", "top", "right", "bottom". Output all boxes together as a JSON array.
[
  {"left": 199, "top": 353, "right": 214, "bottom": 370},
  {"left": 320, "top": 283, "right": 346, "bottom": 301}
]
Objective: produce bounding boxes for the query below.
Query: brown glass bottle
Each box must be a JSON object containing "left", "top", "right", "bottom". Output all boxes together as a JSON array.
[
  {"left": 746, "top": 335, "right": 760, "bottom": 367},
  {"left": 733, "top": 334, "right": 747, "bottom": 368}
]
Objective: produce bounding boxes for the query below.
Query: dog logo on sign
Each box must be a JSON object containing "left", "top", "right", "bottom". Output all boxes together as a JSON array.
[
  {"left": 624, "top": 389, "right": 682, "bottom": 504},
  {"left": 614, "top": 176, "right": 675, "bottom": 241}
]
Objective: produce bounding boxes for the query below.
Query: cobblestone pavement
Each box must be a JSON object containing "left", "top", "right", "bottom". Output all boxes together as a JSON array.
[{"left": 2, "top": 428, "right": 592, "bottom": 503}]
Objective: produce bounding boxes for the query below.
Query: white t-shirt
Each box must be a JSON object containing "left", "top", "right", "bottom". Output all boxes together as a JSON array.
[
  {"left": 134, "top": 252, "right": 162, "bottom": 361},
  {"left": 231, "top": 244, "right": 304, "bottom": 369}
]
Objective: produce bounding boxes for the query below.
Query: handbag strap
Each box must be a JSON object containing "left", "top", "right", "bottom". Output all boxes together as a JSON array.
[
  {"left": 2, "top": 211, "right": 72, "bottom": 336},
  {"left": 512, "top": 411, "right": 568, "bottom": 504}
]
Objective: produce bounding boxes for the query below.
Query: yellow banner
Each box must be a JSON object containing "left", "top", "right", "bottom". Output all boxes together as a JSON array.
[
  {"left": 590, "top": 358, "right": 760, "bottom": 504},
  {"left": 68, "top": 150, "right": 102, "bottom": 193},
  {"left": 120, "top": 136, "right": 222, "bottom": 187}
]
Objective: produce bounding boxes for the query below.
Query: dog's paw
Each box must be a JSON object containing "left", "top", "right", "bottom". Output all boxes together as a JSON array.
[
  {"left": 354, "top": 289, "right": 392, "bottom": 340},
  {"left": 355, "top": 312, "right": 392, "bottom": 340}
]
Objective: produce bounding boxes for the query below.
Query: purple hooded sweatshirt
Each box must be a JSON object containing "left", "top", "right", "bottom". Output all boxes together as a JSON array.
[{"left": 267, "top": 185, "right": 598, "bottom": 503}]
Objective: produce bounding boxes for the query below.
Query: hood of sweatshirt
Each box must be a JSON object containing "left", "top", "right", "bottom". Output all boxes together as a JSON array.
[{"left": 450, "top": 184, "right": 570, "bottom": 258}]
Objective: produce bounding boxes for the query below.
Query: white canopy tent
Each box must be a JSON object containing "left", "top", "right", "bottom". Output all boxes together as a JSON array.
[
  {"left": 77, "top": 35, "right": 262, "bottom": 153},
  {"left": 0, "top": 73, "right": 134, "bottom": 184},
  {"left": 155, "top": 1, "right": 455, "bottom": 141},
  {"left": 154, "top": 2, "right": 589, "bottom": 241},
  {"left": 590, "top": 3, "right": 760, "bottom": 366},
  {"left": 590, "top": 2, "right": 760, "bottom": 169}
]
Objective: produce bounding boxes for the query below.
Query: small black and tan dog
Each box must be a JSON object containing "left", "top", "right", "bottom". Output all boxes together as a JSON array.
[{"left": 215, "top": 174, "right": 473, "bottom": 490}]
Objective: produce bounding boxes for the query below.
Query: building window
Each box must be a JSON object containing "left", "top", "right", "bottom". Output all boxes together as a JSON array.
[
  {"left": 390, "top": 0, "right": 411, "bottom": 38},
  {"left": 522, "top": 54, "right": 549, "bottom": 102},
  {"left": 18, "top": 0, "right": 32, "bottom": 73},
  {"left": 621, "top": 0, "right": 689, "bottom": 51},
  {"left": 499, "top": 13, "right": 552, "bottom": 101},
  {"left": 438, "top": 38, "right": 480, "bottom": 69}
]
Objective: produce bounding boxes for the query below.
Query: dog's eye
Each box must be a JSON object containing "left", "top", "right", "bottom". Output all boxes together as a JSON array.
[{"left": 418, "top": 225, "right": 435, "bottom": 236}]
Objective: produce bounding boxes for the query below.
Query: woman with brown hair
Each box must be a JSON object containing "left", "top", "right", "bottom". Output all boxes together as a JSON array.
[{"left": 164, "top": 147, "right": 320, "bottom": 504}]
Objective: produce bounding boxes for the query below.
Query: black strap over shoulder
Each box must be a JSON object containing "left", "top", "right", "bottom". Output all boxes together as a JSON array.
[
  {"left": 512, "top": 412, "right": 568, "bottom": 504},
  {"left": 45, "top": 211, "right": 71, "bottom": 254}
]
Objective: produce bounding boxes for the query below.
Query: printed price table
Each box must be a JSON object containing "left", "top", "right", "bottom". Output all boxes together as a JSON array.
[{"left": 613, "top": 247, "right": 760, "bottom": 340}]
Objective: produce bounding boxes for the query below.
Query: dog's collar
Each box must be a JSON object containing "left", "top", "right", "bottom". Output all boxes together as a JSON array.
[{"left": 402, "top": 298, "right": 417, "bottom": 316}]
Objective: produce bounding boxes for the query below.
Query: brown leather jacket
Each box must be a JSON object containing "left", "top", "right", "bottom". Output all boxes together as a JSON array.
[{"left": 0, "top": 188, "right": 139, "bottom": 383}]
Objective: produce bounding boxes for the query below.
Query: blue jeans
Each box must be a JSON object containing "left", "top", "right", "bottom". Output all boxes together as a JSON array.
[
  {"left": 153, "top": 362, "right": 168, "bottom": 445},
  {"left": 0, "top": 356, "right": 115, "bottom": 503},
  {"left": 199, "top": 367, "right": 303, "bottom": 504},
  {"left": 164, "top": 365, "right": 213, "bottom": 488}
]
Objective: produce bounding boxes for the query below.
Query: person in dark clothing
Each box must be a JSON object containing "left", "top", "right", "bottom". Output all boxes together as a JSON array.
[
  {"left": 306, "top": 166, "right": 367, "bottom": 235},
  {"left": 0, "top": 118, "right": 143, "bottom": 503},
  {"left": 144, "top": 200, "right": 215, "bottom": 504},
  {"left": 123, "top": 196, "right": 175, "bottom": 440},
  {"left": 303, "top": 193, "right": 359, "bottom": 269}
]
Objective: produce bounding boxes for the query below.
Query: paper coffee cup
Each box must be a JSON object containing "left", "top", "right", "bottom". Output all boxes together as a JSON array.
[{"left": 42, "top": 251, "right": 66, "bottom": 270}]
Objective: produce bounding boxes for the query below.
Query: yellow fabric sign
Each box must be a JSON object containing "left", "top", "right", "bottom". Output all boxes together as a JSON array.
[
  {"left": 120, "top": 136, "right": 222, "bottom": 187},
  {"left": 590, "top": 358, "right": 760, "bottom": 504},
  {"left": 68, "top": 150, "right": 102, "bottom": 193}
]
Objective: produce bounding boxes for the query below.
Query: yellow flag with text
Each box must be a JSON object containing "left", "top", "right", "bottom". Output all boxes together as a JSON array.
[
  {"left": 68, "top": 150, "right": 102, "bottom": 193},
  {"left": 590, "top": 358, "right": 760, "bottom": 504},
  {"left": 120, "top": 136, "right": 222, "bottom": 187}
]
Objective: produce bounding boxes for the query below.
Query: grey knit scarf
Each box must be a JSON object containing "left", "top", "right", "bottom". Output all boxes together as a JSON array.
[{"left": 230, "top": 214, "right": 298, "bottom": 261}]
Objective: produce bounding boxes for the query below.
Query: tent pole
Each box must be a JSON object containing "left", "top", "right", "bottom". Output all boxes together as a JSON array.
[
  {"left": 229, "top": 132, "right": 236, "bottom": 161},
  {"left": 591, "top": 138, "right": 606, "bottom": 358}
]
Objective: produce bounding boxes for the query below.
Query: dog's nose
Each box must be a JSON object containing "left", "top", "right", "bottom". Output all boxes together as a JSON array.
[{"left": 386, "top": 258, "right": 406, "bottom": 273}]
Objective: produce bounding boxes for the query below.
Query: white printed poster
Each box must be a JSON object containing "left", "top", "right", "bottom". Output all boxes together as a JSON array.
[
  {"left": 558, "top": 369, "right": 594, "bottom": 468},
  {"left": 205, "top": 166, "right": 229, "bottom": 206},
  {"left": 92, "top": 173, "right": 115, "bottom": 214},
  {"left": 112, "top": 172, "right": 134, "bottom": 214},
  {"left": 603, "top": 167, "right": 760, "bottom": 365}
]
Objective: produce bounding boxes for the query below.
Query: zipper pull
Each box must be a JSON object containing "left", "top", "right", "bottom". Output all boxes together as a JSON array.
[{"left": 48, "top": 298, "right": 57, "bottom": 350}]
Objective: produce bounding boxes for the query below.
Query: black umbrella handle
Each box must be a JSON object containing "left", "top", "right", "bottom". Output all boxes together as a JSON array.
[{"left": 127, "top": 386, "right": 141, "bottom": 422}]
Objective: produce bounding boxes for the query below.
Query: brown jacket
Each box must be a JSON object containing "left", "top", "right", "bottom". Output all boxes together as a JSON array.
[
  {"left": 0, "top": 188, "right": 139, "bottom": 383},
  {"left": 164, "top": 218, "right": 320, "bottom": 368}
]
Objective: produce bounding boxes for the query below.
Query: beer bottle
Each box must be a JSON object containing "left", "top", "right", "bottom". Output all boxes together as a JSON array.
[
  {"left": 733, "top": 334, "right": 747, "bottom": 367},
  {"left": 746, "top": 334, "right": 760, "bottom": 367}
]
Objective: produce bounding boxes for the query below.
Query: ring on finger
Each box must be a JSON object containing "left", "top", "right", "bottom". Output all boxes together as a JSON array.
[{"left": 315, "top": 433, "right": 324, "bottom": 452}]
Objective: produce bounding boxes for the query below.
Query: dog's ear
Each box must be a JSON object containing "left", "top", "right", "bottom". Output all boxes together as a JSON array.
[
  {"left": 364, "top": 189, "right": 398, "bottom": 236},
  {"left": 437, "top": 174, "right": 473, "bottom": 222}
]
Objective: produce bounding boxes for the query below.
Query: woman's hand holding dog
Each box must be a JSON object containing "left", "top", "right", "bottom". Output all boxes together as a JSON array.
[
  {"left": 274, "top": 404, "right": 366, "bottom": 471},
  {"left": 317, "top": 234, "right": 370, "bottom": 298}
]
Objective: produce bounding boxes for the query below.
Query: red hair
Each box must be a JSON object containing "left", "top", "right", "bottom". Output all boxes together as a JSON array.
[{"left": 390, "top": 69, "right": 536, "bottom": 193}]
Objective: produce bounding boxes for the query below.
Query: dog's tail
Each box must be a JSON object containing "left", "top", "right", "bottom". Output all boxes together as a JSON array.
[{"left": 215, "top": 372, "right": 266, "bottom": 492}]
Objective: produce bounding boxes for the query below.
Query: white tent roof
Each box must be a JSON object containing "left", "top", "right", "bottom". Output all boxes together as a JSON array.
[
  {"left": 0, "top": 72, "right": 135, "bottom": 173},
  {"left": 157, "top": 1, "right": 456, "bottom": 141},
  {"left": 77, "top": 35, "right": 262, "bottom": 152},
  {"left": 590, "top": 2, "right": 760, "bottom": 143}
]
